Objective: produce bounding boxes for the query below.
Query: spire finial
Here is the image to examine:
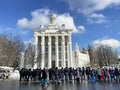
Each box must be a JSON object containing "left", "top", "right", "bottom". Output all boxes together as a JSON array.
[{"left": 50, "top": 14, "right": 56, "bottom": 24}]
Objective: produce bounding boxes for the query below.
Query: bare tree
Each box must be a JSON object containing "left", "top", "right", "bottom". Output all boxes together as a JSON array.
[
  {"left": 0, "top": 33, "right": 24, "bottom": 68},
  {"left": 24, "top": 43, "right": 35, "bottom": 68},
  {"left": 88, "top": 45, "right": 119, "bottom": 67},
  {"left": 88, "top": 45, "right": 98, "bottom": 67},
  {"left": 95, "top": 45, "right": 118, "bottom": 67}
]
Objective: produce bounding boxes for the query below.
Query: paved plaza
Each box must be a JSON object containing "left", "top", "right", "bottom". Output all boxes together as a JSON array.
[{"left": 0, "top": 80, "right": 120, "bottom": 90}]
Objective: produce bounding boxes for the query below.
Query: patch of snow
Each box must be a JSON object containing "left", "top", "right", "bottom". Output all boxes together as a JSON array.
[
  {"left": 9, "top": 70, "right": 20, "bottom": 80},
  {"left": 0, "top": 66, "right": 20, "bottom": 80}
]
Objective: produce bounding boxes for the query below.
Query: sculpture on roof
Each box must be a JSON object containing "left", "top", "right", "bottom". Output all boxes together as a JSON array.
[{"left": 50, "top": 14, "right": 56, "bottom": 24}]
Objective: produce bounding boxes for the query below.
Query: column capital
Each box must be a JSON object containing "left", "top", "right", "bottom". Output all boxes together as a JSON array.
[{"left": 41, "top": 35, "right": 45, "bottom": 39}]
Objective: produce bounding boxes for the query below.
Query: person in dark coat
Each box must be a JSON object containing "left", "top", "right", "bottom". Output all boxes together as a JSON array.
[
  {"left": 64, "top": 67, "right": 69, "bottom": 82},
  {"left": 38, "top": 68, "right": 42, "bottom": 81},
  {"left": 41, "top": 68, "right": 49, "bottom": 86},
  {"left": 82, "top": 67, "right": 85, "bottom": 80},
  {"left": 19, "top": 68, "right": 24, "bottom": 81},
  {"left": 69, "top": 67, "right": 73, "bottom": 82},
  {"left": 76, "top": 68, "right": 80, "bottom": 83}
]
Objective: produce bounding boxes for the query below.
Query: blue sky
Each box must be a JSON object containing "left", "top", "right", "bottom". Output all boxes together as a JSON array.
[{"left": 0, "top": 0, "right": 120, "bottom": 53}]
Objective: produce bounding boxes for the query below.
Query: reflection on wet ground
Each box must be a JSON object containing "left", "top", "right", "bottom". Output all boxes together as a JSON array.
[{"left": 0, "top": 80, "right": 120, "bottom": 90}]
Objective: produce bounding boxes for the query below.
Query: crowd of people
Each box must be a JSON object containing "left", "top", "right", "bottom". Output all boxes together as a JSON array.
[{"left": 19, "top": 67, "right": 120, "bottom": 85}]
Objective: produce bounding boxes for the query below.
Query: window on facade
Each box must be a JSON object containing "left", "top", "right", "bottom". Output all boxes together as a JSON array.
[
  {"left": 65, "top": 47, "right": 67, "bottom": 51},
  {"left": 58, "top": 42, "right": 61, "bottom": 46},
  {"left": 52, "top": 37, "right": 55, "bottom": 42},
  {"left": 38, "top": 46, "right": 41, "bottom": 57},
  {"left": 65, "top": 36, "right": 68, "bottom": 46},
  {"left": 52, "top": 46, "right": 55, "bottom": 50},
  {"left": 65, "top": 42, "right": 67, "bottom": 46},
  {"left": 59, "top": 61, "right": 61, "bottom": 67},
  {"left": 52, "top": 46, "right": 55, "bottom": 55},
  {"left": 52, "top": 51, "right": 55, "bottom": 56},
  {"left": 58, "top": 36, "right": 61, "bottom": 40},
  {"left": 45, "top": 47, "right": 48, "bottom": 51},
  {"left": 65, "top": 52, "right": 67, "bottom": 59},
  {"left": 59, "top": 52, "right": 61, "bottom": 59},
  {"left": 59, "top": 46, "right": 61, "bottom": 51}
]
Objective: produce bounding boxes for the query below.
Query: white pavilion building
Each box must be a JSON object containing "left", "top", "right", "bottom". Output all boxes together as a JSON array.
[
  {"left": 73, "top": 43, "right": 90, "bottom": 68},
  {"left": 32, "top": 14, "right": 90, "bottom": 69}
]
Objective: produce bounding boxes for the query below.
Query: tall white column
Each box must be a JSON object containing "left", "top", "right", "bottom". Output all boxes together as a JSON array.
[
  {"left": 55, "top": 36, "right": 58, "bottom": 67},
  {"left": 34, "top": 35, "right": 38, "bottom": 69},
  {"left": 69, "top": 36, "right": 73, "bottom": 67},
  {"left": 67, "top": 36, "right": 70, "bottom": 68},
  {"left": 62, "top": 36, "right": 65, "bottom": 68},
  {"left": 41, "top": 36, "right": 45, "bottom": 69},
  {"left": 48, "top": 36, "right": 51, "bottom": 68}
]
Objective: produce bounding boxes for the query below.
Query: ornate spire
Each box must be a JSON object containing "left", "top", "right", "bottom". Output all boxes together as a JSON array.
[
  {"left": 50, "top": 14, "right": 56, "bottom": 24},
  {"left": 75, "top": 43, "right": 79, "bottom": 52},
  {"left": 48, "top": 14, "right": 57, "bottom": 29}
]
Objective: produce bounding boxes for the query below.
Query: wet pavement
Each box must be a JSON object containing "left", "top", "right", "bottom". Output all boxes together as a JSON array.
[{"left": 0, "top": 80, "right": 120, "bottom": 90}]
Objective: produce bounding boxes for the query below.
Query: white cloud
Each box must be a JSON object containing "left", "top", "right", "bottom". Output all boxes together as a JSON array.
[
  {"left": 17, "top": 9, "right": 50, "bottom": 29},
  {"left": 64, "top": 0, "right": 120, "bottom": 15},
  {"left": 90, "top": 13, "right": 105, "bottom": 19},
  {"left": 62, "top": 0, "right": 120, "bottom": 24},
  {"left": 17, "top": 8, "right": 85, "bottom": 33},
  {"left": 92, "top": 37, "right": 120, "bottom": 48},
  {"left": 77, "top": 25, "right": 86, "bottom": 33},
  {"left": 56, "top": 13, "right": 77, "bottom": 32},
  {"left": 87, "top": 13, "right": 107, "bottom": 24},
  {"left": 56, "top": 13, "right": 85, "bottom": 33}
]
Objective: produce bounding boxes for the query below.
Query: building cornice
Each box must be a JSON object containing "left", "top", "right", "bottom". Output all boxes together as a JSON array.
[{"left": 33, "top": 28, "right": 73, "bottom": 36}]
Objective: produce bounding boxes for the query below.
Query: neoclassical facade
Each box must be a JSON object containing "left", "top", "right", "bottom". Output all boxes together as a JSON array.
[{"left": 33, "top": 14, "right": 73, "bottom": 69}]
